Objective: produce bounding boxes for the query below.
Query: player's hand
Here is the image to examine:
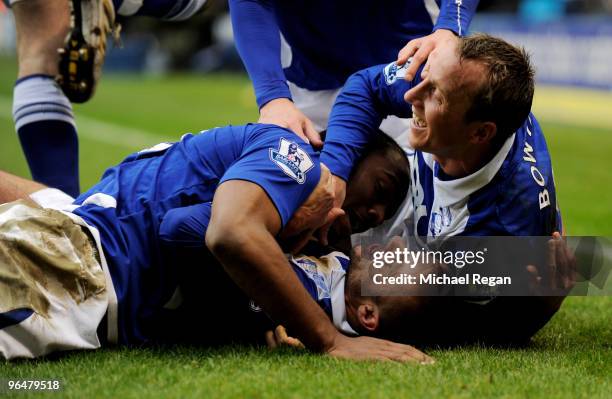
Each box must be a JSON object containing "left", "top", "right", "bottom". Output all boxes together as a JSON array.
[
  {"left": 259, "top": 98, "right": 324, "bottom": 149},
  {"left": 326, "top": 333, "right": 434, "bottom": 364},
  {"left": 265, "top": 325, "right": 305, "bottom": 350},
  {"left": 396, "top": 29, "right": 457, "bottom": 82},
  {"left": 317, "top": 175, "right": 347, "bottom": 246},
  {"left": 526, "top": 232, "right": 577, "bottom": 310}
]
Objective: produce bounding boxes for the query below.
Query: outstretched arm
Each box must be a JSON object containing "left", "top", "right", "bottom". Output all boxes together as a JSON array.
[
  {"left": 397, "top": 0, "right": 479, "bottom": 81},
  {"left": 229, "top": 0, "right": 289, "bottom": 109},
  {"left": 206, "top": 179, "right": 431, "bottom": 362},
  {"left": 435, "top": 0, "right": 479, "bottom": 37},
  {"left": 316, "top": 64, "right": 419, "bottom": 245},
  {"left": 229, "top": 0, "right": 321, "bottom": 146},
  {"left": 321, "top": 64, "right": 417, "bottom": 183}
]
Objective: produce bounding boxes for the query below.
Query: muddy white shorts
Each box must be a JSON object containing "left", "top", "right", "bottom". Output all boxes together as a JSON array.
[{"left": 0, "top": 192, "right": 114, "bottom": 360}]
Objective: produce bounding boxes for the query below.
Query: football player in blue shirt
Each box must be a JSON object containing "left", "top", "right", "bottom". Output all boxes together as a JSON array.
[
  {"left": 230, "top": 0, "right": 479, "bottom": 146},
  {"left": 319, "top": 33, "right": 567, "bottom": 342},
  {"left": 155, "top": 132, "right": 412, "bottom": 345},
  {"left": 322, "top": 33, "right": 560, "bottom": 239},
  {"left": 0, "top": 124, "right": 431, "bottom": 362}
]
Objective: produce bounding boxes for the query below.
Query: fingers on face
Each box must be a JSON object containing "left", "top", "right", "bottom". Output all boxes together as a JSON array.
[
  {"left": 397, "top": 38, "right": 421, "bottom": 65},
  {"left": 405, "top": 41, "right": 434, "bottom": 80}
]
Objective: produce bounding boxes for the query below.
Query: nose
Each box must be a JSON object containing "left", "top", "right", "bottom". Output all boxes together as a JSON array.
[
  {"left": 404, "top": 80, "right": 425, "bottom": 105},
  {"left": 366, "top": 204, "right": 386, "bottom": 228}
]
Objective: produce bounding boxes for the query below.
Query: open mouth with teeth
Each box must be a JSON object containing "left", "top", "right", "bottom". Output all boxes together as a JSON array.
[{"left": 412, "top": 106, "right": 428, "bottom": 128}]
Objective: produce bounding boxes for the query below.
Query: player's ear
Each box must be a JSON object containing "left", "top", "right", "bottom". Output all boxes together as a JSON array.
[
  {"left": 469, "top": 121, "right": 497, "bottom": 145},
  {"left": 357, "top": 302, "right": 380, "bottom": 332}
]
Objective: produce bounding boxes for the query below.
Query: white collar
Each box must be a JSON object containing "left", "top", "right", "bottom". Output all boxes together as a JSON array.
[
  {"left": 425, "top": 133, "right": 515, "bottom": 207},
  {"left": 330, "top": 268, "right": 358, "bottom": 336}
]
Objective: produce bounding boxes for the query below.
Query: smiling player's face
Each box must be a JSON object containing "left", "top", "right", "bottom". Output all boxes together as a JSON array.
[{"left": 403, "top": 39, "right": 486, "bottom": 157}]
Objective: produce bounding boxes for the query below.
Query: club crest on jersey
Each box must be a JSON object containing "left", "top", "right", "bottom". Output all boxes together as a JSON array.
[
  {"left": 383, "top": 61, "right": 407, "bottom": 85},
  {"left": 429, "top": 206, "right": 453, "bottom": 237},
  {"left": 269, "top": 138, "right": 314, "bottom": 184}
]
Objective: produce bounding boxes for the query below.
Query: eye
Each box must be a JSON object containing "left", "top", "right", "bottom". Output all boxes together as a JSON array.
[{"left": 375, "top": 181, "right": 385, "bottom": 199}]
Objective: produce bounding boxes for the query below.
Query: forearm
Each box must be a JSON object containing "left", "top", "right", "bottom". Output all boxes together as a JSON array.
[
  {"left": 322, "top": 65, "right": 413, "bottom": 181},
  {"left": 321, "top": 71, "right": 386, "bottom": 181},
  {"left": 229, "top": 0, "right": 291, "bottom": 108},
  {"left": 207, "top": 224, "right": 337, "bottom": 352},
  {"left": 434, "top": 0, "right": 479, "bottom": 36}
]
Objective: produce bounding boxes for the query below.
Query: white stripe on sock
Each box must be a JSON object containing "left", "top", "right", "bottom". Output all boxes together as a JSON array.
[{"left": 12, "top": 76, "right": 75, "bottom": 131}]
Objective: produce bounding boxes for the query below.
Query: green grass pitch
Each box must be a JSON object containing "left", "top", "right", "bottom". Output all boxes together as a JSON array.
[{"left": 0, "top": 57, "right": 610, "bottom": 398}]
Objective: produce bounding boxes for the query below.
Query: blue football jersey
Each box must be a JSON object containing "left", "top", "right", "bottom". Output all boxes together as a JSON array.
[
  {"left": 159, "top": 209, "right": 358, "bottom": 338},
  {"left": 70, "top": 124, "right": 321, "bottom": 344},
  {"left": 321, "top": 62, "right": 562, "bottom": 241},
  {"left": 230, "top": 0, "right": 479, "bottom": 107},
  {"left": 410, "top": 114, "right": 561, "bottom": 240}
]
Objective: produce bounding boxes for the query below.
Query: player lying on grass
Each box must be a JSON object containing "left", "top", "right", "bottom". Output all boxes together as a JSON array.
[
  {"left": 318, "top": 33, "right": 569, "bottom": 343},
  {"left": 267, "top": 232, "right": 576, "bottom": 350},
  {"left": 0, "top": 125, "right": 430, "bottom": 362},
  {"left": 151, "top": 132, "right": 413, "bottom": 345}
]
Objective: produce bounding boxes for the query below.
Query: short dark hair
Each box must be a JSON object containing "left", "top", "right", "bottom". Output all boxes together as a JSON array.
[
  {"left": 358, "top": 131, "right": 411, "bottom": 214},
  {"left": 458, "top": 33, "right": 535, "bottom": 142}
]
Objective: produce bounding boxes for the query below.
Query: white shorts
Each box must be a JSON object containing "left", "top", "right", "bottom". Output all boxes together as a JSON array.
[{"left": 0, "top": 189, "right": 118, "bottom": 360}]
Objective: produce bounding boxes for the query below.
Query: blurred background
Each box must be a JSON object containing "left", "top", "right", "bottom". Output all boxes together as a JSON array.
[
  {"left": 0, "top": 0, "right": 611, "bottom": 235},
  {"left": 2, "top": 0, "right": 612, "bottom": 88}
]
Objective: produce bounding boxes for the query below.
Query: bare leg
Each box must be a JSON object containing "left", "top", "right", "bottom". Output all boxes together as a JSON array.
[
  {"left": 0, "top": 170, "right": 47, "bottom": 204},
  {"left": 13, "top": 0, "right": 71, "bottom": 78},
  {"left": 11, "top": 0, "right": 81, "bottom": 197}
]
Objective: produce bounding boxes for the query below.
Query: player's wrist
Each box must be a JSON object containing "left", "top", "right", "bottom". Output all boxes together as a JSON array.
[
  {"left": 260, "top": 97, "right": 294, "bottom": 112},
  {"left": 304, "top": 322, "right": 340, "bottom": 353}
]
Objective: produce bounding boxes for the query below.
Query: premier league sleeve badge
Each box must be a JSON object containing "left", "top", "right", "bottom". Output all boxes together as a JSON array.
[{"left": 269, "top": 138, "right": 315, "bottom": 184}]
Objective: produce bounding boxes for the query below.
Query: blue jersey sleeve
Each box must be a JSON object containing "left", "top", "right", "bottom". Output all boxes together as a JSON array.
[
  {"left": 220, "top": 125, "right": 321, "bottom": 227},
  {"left": 159, "top": 203, "right": 212, "bottom": 247},
  {"left": 434, "top": 0, "right": 479, "bottom": 37},
  {"left": 229, "top": 0, "right": 291, "bottom": 108},
  {"left": 321, "top": 62, "right": 419, "bottom": 181}
]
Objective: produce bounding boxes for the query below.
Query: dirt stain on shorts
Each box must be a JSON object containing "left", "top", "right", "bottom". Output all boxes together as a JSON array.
[{"left": 0, "top": 200, "right": 106, "bottom": 318}]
